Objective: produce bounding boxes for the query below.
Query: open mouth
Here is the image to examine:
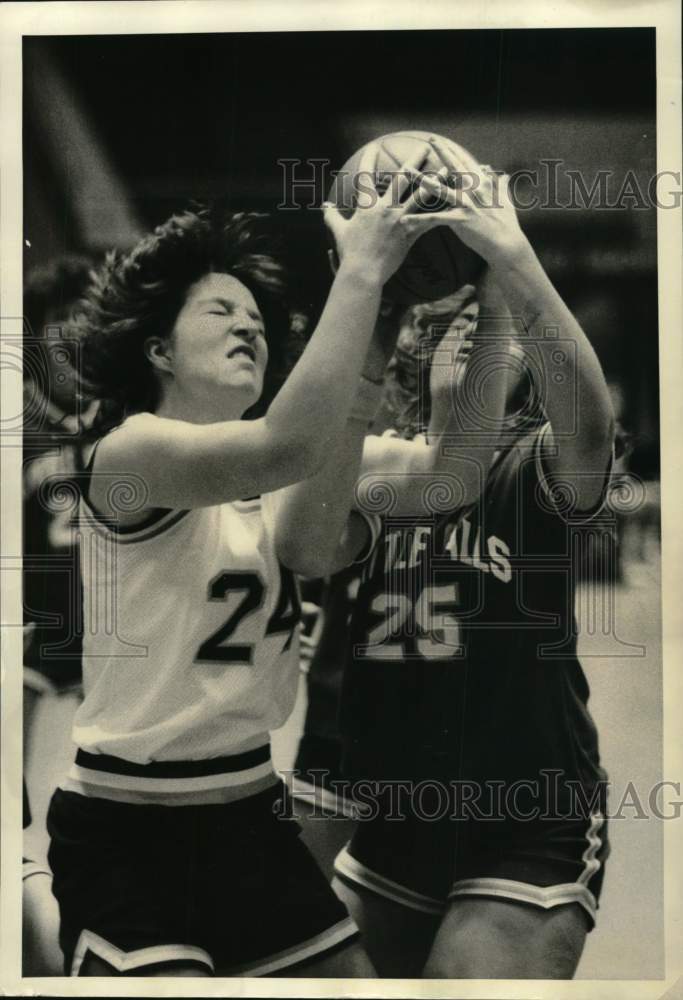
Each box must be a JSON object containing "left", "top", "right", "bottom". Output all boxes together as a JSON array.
[{"left": 227, "top": 345, "right": 256, "bottom": 362}]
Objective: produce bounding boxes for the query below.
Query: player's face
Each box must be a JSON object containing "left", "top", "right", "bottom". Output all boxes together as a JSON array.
[
  {"left": 445, "top": 301, "right": 479, "bottom": 390},
  {"left": 169, "top": 272, "right": 268, "bottom": 413}
]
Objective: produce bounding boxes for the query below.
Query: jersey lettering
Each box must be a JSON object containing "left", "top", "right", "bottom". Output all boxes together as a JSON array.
[
  {"left": 195, "top": 571, "right": 264, "bottom": 665},
  {"left": 443, "top": 518, "right": 513, "bottom": 582},
  {"left": 265, "top": 564, "right": 301, "bottom": 652},
  {"left": 195, "top": 565, "right": 301, "bottom": 665},
  {"left": 360, "top": 582, "right": 463, "bottom": 661},
  {"left": 364, "top": 591, "right": 412, "bottom": 659},
  {"left": 414, "top": 581, "right": 462, "bottom": 658}
]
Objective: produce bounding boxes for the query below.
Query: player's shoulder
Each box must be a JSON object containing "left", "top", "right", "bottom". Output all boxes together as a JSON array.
[
  {"left": 94, "top": 411, "right": 160, "bottom": 450},
  {"left": 83, "top": 411, "right": 146, "bottom": 466},
  {"left": 82, "top": 414, "right": 173, "bottom": 528}
]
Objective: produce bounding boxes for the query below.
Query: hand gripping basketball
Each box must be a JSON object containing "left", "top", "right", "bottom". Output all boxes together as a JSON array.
[
  {"left": 400, "top": 136, "right": 526, "bottom": 266},
  {"left": 327, "top": 131, "right": 485, "bottom": 304},
  {"left": 322, "top": 139, "right": 430, "bottom": 286}
]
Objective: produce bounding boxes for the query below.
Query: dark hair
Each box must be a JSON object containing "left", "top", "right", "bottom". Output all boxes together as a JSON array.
[
  {"left": 24, "top": 254, "right": 96, "bottom": 335},
  {"left": 24, "top": 254, "right": 97, "bottom": 417},
  {"left": 72, "top": 208, "right": 300, "bottom": 431}
]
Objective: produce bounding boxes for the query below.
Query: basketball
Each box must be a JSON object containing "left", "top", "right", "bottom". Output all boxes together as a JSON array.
[{"left": 327, "top": 130, "right": 485, "bottom": 305}]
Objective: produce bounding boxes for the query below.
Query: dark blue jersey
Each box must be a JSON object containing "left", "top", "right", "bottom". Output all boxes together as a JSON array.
[{"left": 340, "top": 425, "right": 613, "bottom": 811}]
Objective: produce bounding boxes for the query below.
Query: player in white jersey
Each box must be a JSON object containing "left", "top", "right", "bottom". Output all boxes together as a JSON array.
[
  {"left": 70, "top": 483, "right": 304, "bottom": 770},
  {"left": 46, "top": 161, "right": 432, "bottom": 979}
]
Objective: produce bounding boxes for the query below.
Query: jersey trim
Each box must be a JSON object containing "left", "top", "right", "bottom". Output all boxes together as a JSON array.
[
  {"left": 577, "top": 812, "right": 605, "bottom": 885},
  {"left": 334, "top": 844, "right": 444, "bottom": 915},
  {"left": 448, "top": 813, "right": 605, "bottom": 926},
  {"left": 62, "top": 745, "right": 279, "bottom": 806},
  {"left": 79, "top": 500, "right": 191, "bottom": 544},
  {"left": 447, "top": 876, "right": 599, "bottom": 924},
  {"left": 224, "top": 917, "right": 359, "bottom": 977},
  {"left": 74, "top": 744, "right": 271, "bottom": 777},
  {"left": 535, "top": 423, "right": 615, "bottom": 523},
  {"left": 352, "top": 509, "right": 383, "bottom": 565},
  {"left": 71, "top": 929, "right": 214, "bottom": 976},
  {"left": 80, "top": 433, "right": 184, "bottom": 537}
]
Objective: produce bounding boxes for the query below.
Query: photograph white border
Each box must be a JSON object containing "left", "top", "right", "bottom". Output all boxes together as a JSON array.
[{"left": 2, "top": 1, "right": 681, "bottom": 997}]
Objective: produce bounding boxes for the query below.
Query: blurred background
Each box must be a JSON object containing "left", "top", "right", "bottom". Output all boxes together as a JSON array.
[
  {"left": 23, "top": 28, "right": 659, "bottom": 476},
  {"left": 22, "top": 28, "right": 663, "bottom": 980}
]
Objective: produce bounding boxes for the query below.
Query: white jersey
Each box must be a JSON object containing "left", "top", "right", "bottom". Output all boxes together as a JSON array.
[{"left": 71, "top": 484, "right": 301, "bottom": 769}]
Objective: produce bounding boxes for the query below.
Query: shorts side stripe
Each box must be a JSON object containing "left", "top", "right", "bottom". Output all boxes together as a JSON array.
[
  {"left": 334, "top": 845, "right": 444, "bottom": 915},
  {"left": 577, "top": 812, "right": 605, "bottom": 885},
  {"left": 71, "top": 929, "right": 214, "bottom": 976},
  {"left": 448, "top": 877, "right": 599, "bottom": 924},
  {"left": 224, "top": 917, "right": 359, "bottom": 977}
]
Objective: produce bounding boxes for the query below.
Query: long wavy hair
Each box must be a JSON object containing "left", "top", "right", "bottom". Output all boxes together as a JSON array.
[{"left": 383, "top": 287, "right": 630, "bottom": 462}]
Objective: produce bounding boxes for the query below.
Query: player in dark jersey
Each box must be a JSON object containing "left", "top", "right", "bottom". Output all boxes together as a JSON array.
[{"left": 306, "top": 137, "right": 615, "bottom": 978}]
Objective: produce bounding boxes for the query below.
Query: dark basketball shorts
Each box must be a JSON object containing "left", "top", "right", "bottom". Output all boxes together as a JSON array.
[
  {"left": 47, "top": 782, "right": 358, "bottom": 976},
  {"left": 290, "top": 733, "right": 358, "bottom": 819},
  {"left": 333, "top": 785, "right": 610, "bottom": 927}
]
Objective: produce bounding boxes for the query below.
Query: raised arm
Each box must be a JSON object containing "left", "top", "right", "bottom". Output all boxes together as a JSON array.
[
  {"left": 277, "top": 157, "right": 523, "bottom": 575},
  {"left": 478, "top": 240, "right": 615, "bottom": 508},
  {"left": 404, "top": 136, "right": 615, "bottom": 510},
  {"left": 89, "top": 163, "right": 426, "bottom": 515},
  {"left": 273, "top": 301, "right": 402, "bottom": 577}
]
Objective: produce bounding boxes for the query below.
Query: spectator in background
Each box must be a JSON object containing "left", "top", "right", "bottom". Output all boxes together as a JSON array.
[
  {"left": 23, "top": 255, "right": 97, "bottom": 718},
  {"left": 23, "top": 254, "right": 96, "bottom": 976}
]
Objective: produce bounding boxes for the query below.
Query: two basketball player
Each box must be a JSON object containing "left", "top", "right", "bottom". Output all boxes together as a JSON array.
[
  {"left": 43, "top": 132, "right": 613, "bottom": 979},
  {"left": 294, "top": 136, "right": 615, "bottom": 978}
]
